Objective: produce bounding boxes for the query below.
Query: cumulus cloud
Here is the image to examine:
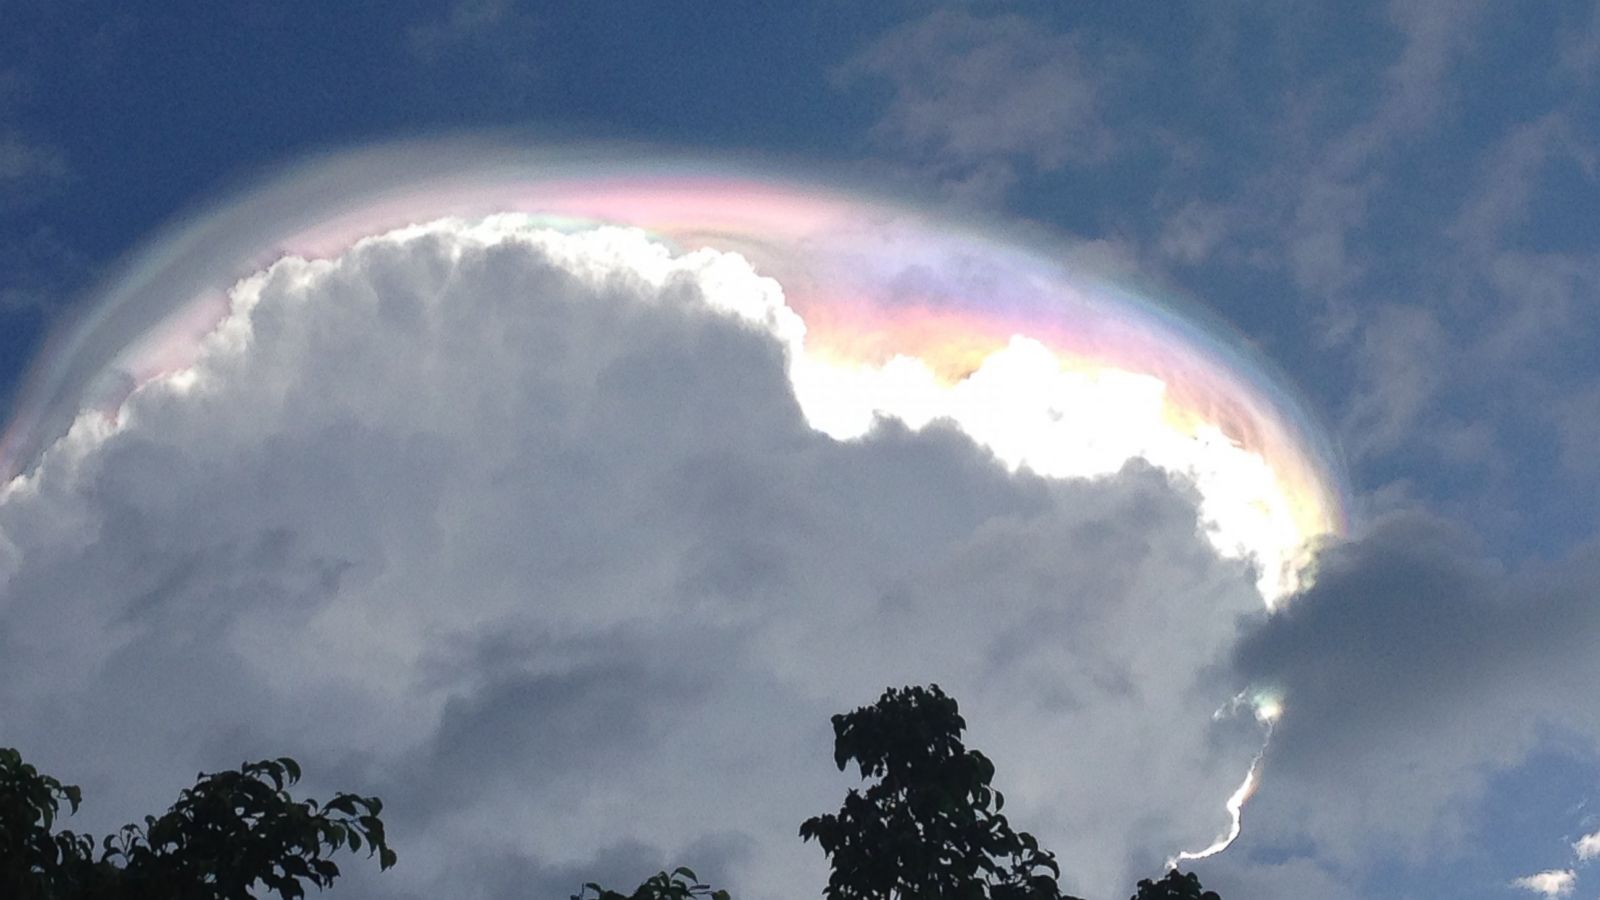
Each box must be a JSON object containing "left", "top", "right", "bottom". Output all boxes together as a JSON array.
[
  {"left": 1513, "top": 869, "right": 1576, "bottom": 898},
  {"left": 1576, "top": 830, "right": 1600, "bottom": 861},
  {"left": 0, "top": 220, "right": 1272, "bottom": 900}
]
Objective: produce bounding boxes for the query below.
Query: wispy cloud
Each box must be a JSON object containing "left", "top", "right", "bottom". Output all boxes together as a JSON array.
[
  {"left": 0, "top": 70, "right": 66, "bottom": 200},
  {"left": 1557, "top": 0, "right": 1600, "bottom": 87},
  {"left": 0, "top": 136, "right": 62, "bottom": 186},
  {"left": 405, "top": 0, "right": 540, "bottom": 97},
  {"left": 0, "top": 67, "right": 75, "bottom": 314},
  {"left": 836, "top": 10, "right": 1123, "bottom": 198},
  {"left": 408, "top": 0, "right": 526, "bottom": 59}
]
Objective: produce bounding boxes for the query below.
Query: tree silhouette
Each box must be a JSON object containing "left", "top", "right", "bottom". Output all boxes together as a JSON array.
[
  {"left": 800, "top": 684, "right": 1084, "bottom": 900},
  {"left": 0, "top": 747, "right": 393, "bottom": 900},
  {"left": 593, "top": 684, "right": 1222, "bottom": 900},
  {"left": 571, "top": 867, "right": 730, "bottom": 900},
  {"left": 1129, "top": 871, "right": 1220, "bottom": 900},
  {"left": 5, "top": 685, "right": 1223, "bottom": 900}
]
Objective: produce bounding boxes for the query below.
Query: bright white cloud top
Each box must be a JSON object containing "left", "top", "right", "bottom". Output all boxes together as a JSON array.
[
  {"left": 0, "top": 143, "right": 1345, "bottom": 604},
  {"left": 0, "top": 145, "right": 1351, "bottom": 899}
]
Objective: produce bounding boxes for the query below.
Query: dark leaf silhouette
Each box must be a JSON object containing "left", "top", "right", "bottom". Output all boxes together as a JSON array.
[
  {"left": 572, "top": 867, "right": 730, "bottom": 900},
  {"left": 799, "top": 684, "right": 1085, "bottom": 900},
  {"left": 0, "top": 748, "right": 393, "bottom": 900},
  {"left": 1130, "top": 870, "right": 1221, "bottom": 900}
]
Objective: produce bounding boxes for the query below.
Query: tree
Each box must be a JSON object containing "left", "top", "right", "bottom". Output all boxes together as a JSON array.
[
  {"left": 6, "top": 684, "right": 1219, "bottom": 900},
  {"left": 0, "top": 747, "right": 394, "bottom": 900},
  {"left": 799, "top": 684, "right": 1082, "bottom": 900},
  {"left": 591, "top": 684, "right": 1222, "bottom": 900},
  {"left": 571, "top": 867, "right": 730, "bottom": 900},
  {"left": 1, "top": 747, "right": 94, "bottom": 896},
  {"left": 1129, "top": 871, "right": 1220, "bottom": 900}
]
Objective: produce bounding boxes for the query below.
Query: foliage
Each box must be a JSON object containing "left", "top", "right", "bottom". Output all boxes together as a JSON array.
[
  {"left": 1, "top": 747, "right": 96, "bottom": 896},
  {"left": 798, "top": 684, "right": 1085, "bottom": 900},
  {"left": 584, "top": 684, "right": 1223, "bottom": 900},
  {"left": 8, "top": 683, "right": 1222, "bottom": 900},
  {"left": 0, "top": 749, "right": 394, "bottom": 900},
  {"left": 572, "top": 866, "right": 731, "bottom": 900},
  {"left": 1130, "top": 871, "right": 1220, "bottom": 900}
]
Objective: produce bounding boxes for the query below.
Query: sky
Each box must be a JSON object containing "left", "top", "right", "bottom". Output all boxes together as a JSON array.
[{"left": 4, "top": 2, "right": 1600, "bottom": 899}]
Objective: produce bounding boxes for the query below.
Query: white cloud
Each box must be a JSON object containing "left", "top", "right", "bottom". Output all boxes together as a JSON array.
[
  {"left": 0, "top": 220, "right": 1272, "bottom": 900},
  {"left": 1574, "top": 830, "right": 1600, "bottom": 861},
  {"left": 1513, "top": 869, "right": 1576, "bottom": 897}
]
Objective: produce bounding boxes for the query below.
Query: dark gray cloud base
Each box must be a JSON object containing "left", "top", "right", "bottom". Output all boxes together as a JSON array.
[{"left": 1233, "top": 513, "right": 1600, "bottom": 863}]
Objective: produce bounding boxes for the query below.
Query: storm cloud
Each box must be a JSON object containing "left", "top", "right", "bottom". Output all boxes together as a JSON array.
[{"left": 0, "top": 220, "right": 1273, "bottom": 899}]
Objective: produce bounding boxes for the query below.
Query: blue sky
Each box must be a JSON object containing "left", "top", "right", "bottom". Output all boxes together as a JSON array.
[{"left": 6, "top": 3, "right": 1600, "bottom": 899}]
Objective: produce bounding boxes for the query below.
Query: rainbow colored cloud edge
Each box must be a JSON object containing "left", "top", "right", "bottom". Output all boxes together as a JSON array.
[{"left": 0, "top": 143, "right": 1349, "bottom": 601}]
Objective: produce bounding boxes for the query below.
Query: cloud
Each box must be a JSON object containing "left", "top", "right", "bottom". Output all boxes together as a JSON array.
[
  {"left": 408, "top": 0, "right": 535, "bottom": 60},
  {"left": 0, "top": 136, "right": 63, "bottom": 186},
  {"left": 1447, "top": 114, "right": 1586, "bottom": 255},
  {"left": 1440, "top": 112, "right": 1600, "bottom": 374},
  {"left": 836, "top": 10, "right": 1121, "bottom": 196},
  {"left": 1326, "top": 104, "right": 1600, "bottom": 488},
  {"left": 1338, "top": 304, "right": 1449, "bottom": 460},
  {"left": 405, "top": 0, "right": 541, "bottom": 101},
  {"left": 0, "top": 219, "right": 1274, "bottom": 900},
  {"left": 1376, "top": 0, "right": 1491, "bottom": 135},
  {"left": 1557, "top": 1, "right": 1600, "bottom": 87},
  {"left": 1575, "top": 830, "right": 1600, "bottom": 861},
  {"left": 1233, "top": 0, "right": 1490, "bottom": 309},
  {"left": 0, "top": 69, "right": 66, "bottom": 201},
  {"left": 0, "top": 68, "right": 75, "bottom": 316},
  {"left": 1513, "top": 869, "right": 1576, "bottom": 898},
  {"left": 1289, "top": 0, "right": 1489, "bottom": 302},
  {"left": 1190, "top": 856, "right": 1350, "bottom": 900},
  {"left": 1154, "top": 6, "right": 1600, "bottom": 492},
  {"left": 1157, "top": 201, "right": 1236, "bottom": 267},
  {"left": 1231, "top": 511, "right": 1600, "bottom": 865}
]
